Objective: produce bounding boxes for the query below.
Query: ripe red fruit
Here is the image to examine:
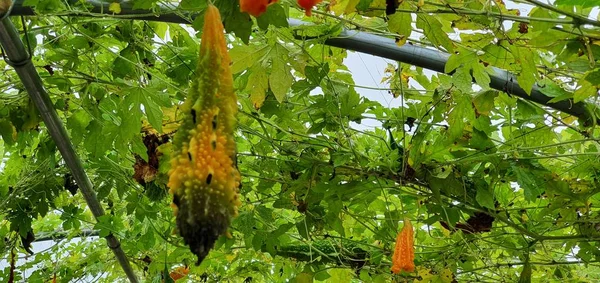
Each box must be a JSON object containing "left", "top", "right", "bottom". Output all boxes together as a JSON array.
[
  {"left": 240, "top": 0, "right": 279, "bottom": 17},
  {"left": 297, "top": 0, "right": 322, "bottom": 16}
]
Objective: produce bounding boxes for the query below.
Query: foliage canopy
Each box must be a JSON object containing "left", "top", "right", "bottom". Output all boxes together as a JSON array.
[{"left": 3, "top": 0, "right": 600, "bottom": 282}]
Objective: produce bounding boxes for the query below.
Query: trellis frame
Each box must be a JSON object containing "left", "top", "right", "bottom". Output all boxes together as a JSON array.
[
  {"left": 11, "top": 0, "right": 599, "bottom": 123},
  {"left": 1, "top": 0, "right": 598, "bottom": 282}
]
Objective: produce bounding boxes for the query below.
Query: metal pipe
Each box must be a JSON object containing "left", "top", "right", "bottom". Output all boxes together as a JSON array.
[
  {"left": 295, "top": 20, "right": 594, "bottom": 124},
  {"left": 9, "top": 0, "right": 597, "bottom": 124},
  {"left": 0, "top": 15, "right": 139, "bottom": 283}
]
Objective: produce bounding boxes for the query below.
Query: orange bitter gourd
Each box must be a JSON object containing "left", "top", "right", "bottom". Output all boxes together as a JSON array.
[
  {"left": 297, "top": 0, "right": 322, "bottom": 16},
  {"left": 391, "top": 218, "right": 415, "bottom": 274},
  {"left": 167, "top": 4, "right": 241, "bottom": 265},
  {"left": 240, "top": 0, "right": 279, "bottom": 17}
]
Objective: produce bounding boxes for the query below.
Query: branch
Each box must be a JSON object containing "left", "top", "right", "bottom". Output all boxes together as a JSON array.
[{"left": 34, "top": 229, "right": 99, "bottom": 242}]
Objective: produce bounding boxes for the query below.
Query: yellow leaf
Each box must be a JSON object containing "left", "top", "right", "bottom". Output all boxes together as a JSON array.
[
  {"left": 247, "top": 67, "right": 269, "bottom": 109},
  {"left": 330, "top": 0, "right": 360, "bottom": 15},
  {"left": 562, "top": 115, "right": 577, "bottom": 125},
  {"left": 401, "top": 72, "right": 411, "bottom": 84},
  {"left": 441, "top": 225, "right": 451, "bottom": 237},
  {"left": 109, "top": 2, "right": 121, "bottom": 14},
  {"left": 440, "top": 268, "right": 454, "bottom": 282},
  {"left": 414, "top": 266, "right": 454, "bottom": 282},
  {"left": 414, "top": 267, "right": 433, "bottom": 282},
  {"left": 395, "top": 36, "right": 407, "bottom": 46},
  {"left": 295, "top": 273, "right": 313, "bottom": 283}
]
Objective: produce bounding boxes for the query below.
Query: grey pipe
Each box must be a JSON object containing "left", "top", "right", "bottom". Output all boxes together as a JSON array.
[
  {"left": 314, "top": 21, "right": 592, "bottom": 123},
  {"left": 0, "top": 15, "right": 139, "bottom": 283}
]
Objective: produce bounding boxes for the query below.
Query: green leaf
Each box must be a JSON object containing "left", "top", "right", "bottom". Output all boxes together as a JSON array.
[
  {"left": 417, "top": 14, "right": 454, "bottom": 52},
  {"left": 247, "top": 65, "right": 269, "bottom": 109},
  {"left": 472, "top": 62, "right": 491, "bottom": 89},
  {"left": 179, "top": 0, "right": 207, "bottom": 10},
  {"left": 574, "top": 80, "right": 597, "bottom": 103},
  {"left": 331, "top": 152, "right": 352, "bottom": 167},
  {"left": 132, "top": 135, "right": 148, "bottom": 162},
  {"left": 356, "top": 0, "right": 373, "bottom": 11},
  {"left": 108, "top": 2, "right": 122, "bottom": 14},
  {"left": 476, "top": 187, "right": 495, "bottom": 209},
  {"left": 331, "top": 0, "right": 360, "bottom": 15},
  {"left": 0, "top": 119, "right": 16, "bottom": 146},
  {"left": 132, "top": 0, "right": 159, "bottom": 10},
  {"left": 555, "top": 0, "right": 600, "bottom": 7},
  {"left": 112, "top": 45, "right": 138, "bottom": 79},
  {"left": 510, "top": 46, "right": 537, "bottom": 95},
  {"left": 387, "top": 3, "right": 412, "bottom": 38},
  {"left": 452, "top": 67, "right": 473, "bottom": 92},
  {"left": 314, "top": 270, "right": 331, "bottom": 281},
  {"left": 445, "top": 47, "right": 477, "bottom": 73},
  {"left": 585, "top": 69, "right": 600, "bottom": 85},
  {"left": 94, "top": 215, "right": 113, "bottom": 237},
  {"left": 223, "top": 4, "right": 253, "bottom": 44},
  {"left": 481, "top": 43, "right": 513, "bottom": 69},
  {"left": 126, "top": 86, "right": 170, "bottom": 133},
  {"left": 22, "top": 0, "right": 63, "bottom": 12},
  {"left": 305, "top": 64, "right": 329, "bottom": 86},
  {"left": 328, "top": 269, "right": 354, "bottom": 282},
  {"left": 512, "top": 164, "right": 544, "bottom": 202},
  {"left": 269, "top": 51, "right": 293, "bottom": 103},
  {"left": 529, "top": 7, "right": 555, "bottom": 33},
  {"left": 230, "top": 44, "right": 269, "bottom": 74},
  {"left": 296, "top": 220, "right": 310, "bottom": 240},
  {"left": 293, "top": 273, "right": 313, "bottom": 283},
  {"left": 447, "top": 92, "right": 473, "bottom": 141},
  {"left": 257, "top": 4, "right": 288, "bottom": 30},
  {"left": 537, "top": 79, "right": 573, "bottom": 103},
  {"left": 472, "top": 90, "right": 498, "bottom": 116}
]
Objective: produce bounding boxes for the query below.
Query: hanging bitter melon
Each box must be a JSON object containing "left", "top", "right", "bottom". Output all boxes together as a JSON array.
[{"left": 167, "top": 4, "right": 241, "bottom": 265}]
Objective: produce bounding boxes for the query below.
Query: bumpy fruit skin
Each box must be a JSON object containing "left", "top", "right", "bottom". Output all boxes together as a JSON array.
[
  {"left": 240, "top": 0, "right": 279, "bottom": 17},
  {"left": 298, "top": 0, "right": 321, "bottom": 16},
  {"left": 168, "top": 4, "right": 241, "bottom": 266},
  {"left": 391, "top": 218, "right": 415, "bottom": 274}
]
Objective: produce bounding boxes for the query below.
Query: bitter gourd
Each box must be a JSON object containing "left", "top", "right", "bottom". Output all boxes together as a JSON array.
[
  {"left": 273, "top": 239, "right": 368, "bottom": 267},
  {"left": 297, "top": 0, "right": 321, "bottom": 16},
  {"left": 240, "top": 0, "right": 279, "bottom": 17},
  {"left": 391, "top": 218, "right": 415, "bottom": 273},
  {"left": 167, "top": 4, "right": 241, "bottom": 265}
]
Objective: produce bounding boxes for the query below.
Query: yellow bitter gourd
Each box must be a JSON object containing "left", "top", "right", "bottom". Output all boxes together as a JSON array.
[{"left": 167, "top": 4, "right": 241, "bottom": 265}]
